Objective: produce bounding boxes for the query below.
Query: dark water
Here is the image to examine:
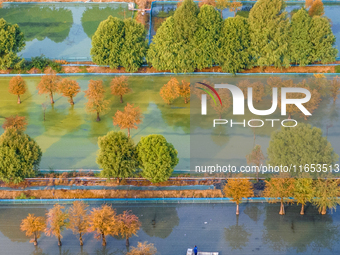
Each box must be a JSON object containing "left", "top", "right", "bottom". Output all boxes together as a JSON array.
[{"left": 1, "top": 203, "right": 340, "bottom": 254}]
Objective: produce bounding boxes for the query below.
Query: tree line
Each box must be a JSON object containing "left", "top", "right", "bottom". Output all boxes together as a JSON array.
[
  {"left": 20, "top": 201, "right": 157, "bottom": 255},
  {"left": 1, "top": 0, "right": 338, "bottom": 74}
]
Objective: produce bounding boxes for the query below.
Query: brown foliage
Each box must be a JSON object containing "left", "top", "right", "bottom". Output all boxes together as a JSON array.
[
  {"left": 238, "top": 80, "right": 265, "bottom": 103},
  {"left": 229, "top": 1, "right": 242, "bottom": 16},
  {"left": 45, "top": 204, "right": 68, "bottom": 246},
  {"left": 20, "top": 214, "right": 46, "bottom": 246},
  {"left": 84, "top": 80, "right": 110, "bottom": 121},
  {"left": 210, "top": 88, "right": 231, "bottom": 118},
  {"left": 127, "top": 241, "right": 157, "bottom": 255},
  {"left": 113, "top": 103, "right": 143, "bottom": 137},
  {"left": 117, "top": 210, "right": 141, "bottom": 246},
  {"left": 2, "top": 115, "right": 28, "bottom": 132},
  {"left": 89, "top": 204, "right": 118, "bottom": 246},
  {"left": 330, "top": 76, "right": 340, "bottom": 103},
  {"left": 178, "top": 80, "right": 190, "bottom": 104},
  {"left": 58, "top": 78, "right": 80, "bottom": 105},
  {"left": 8, "top": 76, "right": 27, "bottom": 104},
  {"left": 110, "top": 76, "right": 131, "bottom": 103},
  {"left": 246, "top": 145, "right": 265, "bottom": 182},
  {"left": 160, "top": 77, "right": 180, "bottom": 105},
  {"left": 224, "top": 179, "right": 253, "bottom": 215},
  {"left": 199, "top": 0, "right": 216, "bottom": 7},
  {"left": 67, "top": 201, "right": 90, "bottom": 246},
  {"left": 307, "top": 0, "right": 324, "bottom": 16},
  {"left": 37, "top": 71, "right": 61, "bottom": 104}
]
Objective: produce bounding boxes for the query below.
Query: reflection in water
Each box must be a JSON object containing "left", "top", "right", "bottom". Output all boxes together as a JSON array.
[
  {"left": 30, "top": 247, "right": 48, "bottom": 255},
  {"left": 244, "top": 204, "right": 263, "bottom": 223},
  {"left": 138, "top": 205, "right": 180, "bottom": 239},
  {"left": 211, "top": 124, "right": 229, "bottom": 146},
  {"left": 0, "top": 5, "right": 73, "bottom": 43},
  {"left": 263, "top": 204, "right": 340, "bottom": 253},
  {"left": 224, "top": 216, "right": 251, "bottom": 250}
]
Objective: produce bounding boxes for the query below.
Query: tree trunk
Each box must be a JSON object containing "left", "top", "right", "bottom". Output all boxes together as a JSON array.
[
  {"left": 33, "top": 233, "right": 38, "bottom": 246},
  {"left": 116, "top": 177, "right": 120, "bottom": 184},
  {"left": 184, "top": 97, "right": 188, "bottom": 104},
  {"left": 102, "top": 234, "right": 106, "bottom": 246},
  {"left": 128, "top": 128, "right": 130, "bottom": 137},
  {"left": 236, "top": 203, "right": 239, "bottom": 215},
  {"left": 96, "top": 111, "right": 101, "bottom": 122},
  {"left": 70, "top": 97, "right": 74, "bottom": 105},
  {"left": 126, "top": 237, "right": 129, "bottom": 247},
  {"left": 321, "top": 206, "right": 327, "bottom": 215},
  {"left": 279, "top": 200, "right": 285, "bottom": 215},
  {"left": 256, "top": 168, "right": 259, "bottom": 182},
  {"left": 288, "top": 112, "right": 291, "bottom": 120},
  {"left": 300, "top": 204, "right": 305, "bottom": 215},
  {"left": 120, "top": 95, "right": 123, "bottom": 103},
  {"left": 50, "top": 93, "right": 54, "bottom": 105},
  {"left": 17, "top": 95, "right": 21, "bottom": 104},
  {"left": 58, "top": 236, "right": 62, "bottom": 246},
  {"left": 79, "top": 234, "right": 83, "bottom": 246}
]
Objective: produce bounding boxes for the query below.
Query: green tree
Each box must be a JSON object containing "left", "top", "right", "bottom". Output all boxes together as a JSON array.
[
  {"left": 248, "top": 0, "right": 290, "bottom": 68},
  {"left": 0, "top": 18, "right": 25, "bottom": 70},
  {"left": 267, "top": 124, "right": 338, "bottom": 170},
  {"left": 97, "top": 131, "right": 137, "bottom": 181},
  {"left": 120, "top": 18, "right": 148, "bottom": 72},
  {"left": 193, "top": 4, "right": 222, "bottom": 70},
  {"left": 137, "top": 135, "right": 179, "bottom": 183},
  {"left": 217, "top": 16, "right": 251, "bottom": 74},
  {"left": 309, "top": 16, "right": 338, "bottom": 64},
  {"left": 91, "top": 16, "right": 124, "bottom": 69},
  {"left": 313, "top": 179, "right": 339, "bottom": 215},
  {"left": 293, "top": 178, "right": 314, "bottom": 215},
  {"left": 0, "top": 129, "right": 42, "bottom": 183},
  {"left": 289, "top": 8, "right": 313, "bottom": 66}
]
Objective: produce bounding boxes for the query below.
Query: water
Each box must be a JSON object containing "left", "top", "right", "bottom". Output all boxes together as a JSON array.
[
  {"left": 0, "top": 3, "right": 130, "bottom": 61},
  {"left": 1, "top": 203, "right": 340, "bottom": 254}
]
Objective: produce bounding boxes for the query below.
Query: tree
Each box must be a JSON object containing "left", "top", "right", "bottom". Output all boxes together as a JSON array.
[
  {"left": 37, "top": 71, "right": 61, "bottom": 105},
  {"left": 110, "top": 76, "right": 131, "bottom": 103},
  {"left": 45, "top": 204, "right": 68, "bottom": 246},
  {"left": 313, "top": 179, "right": 339, "bottom": 215},
  {"left": 289, "top": 8, "right": 313, "bottom": 66},
  {"left": 0, "top": 18, "right": 25, "bottom": 70},
  {"left": 58, "top": 78, "right": 80, "bottom": 105},
  {"left": 210, "top": 88, "right": 231, "bottom": 118},
  {"left": 2, "top": 115, "right": 27, "bottom": 132},
  {"left": 229, "top": 1, "right": 242, "bottom": 17},
  {"left": 178, "top": 80, "right": 190, "bottom": 104},
  {"left": 84, "top": 79, "right": 110, "bottom": 122},
  {"left": 263, "top": 177, "right": 295, "bottom": 215},
  {"left": 113, "top": 103, "right": 143, "bottom": 137},
  {"left": 160, "top": 78, "right": 180, "bottom": 105},
  {"left": 309, "top": 16, "right": 338, "bottom": 64},
  {"left": 307, "top": 0, "right": 324, "bottom": 17},
  {"left": 126, "top": 242, "right": 157, "bottom": 255},
  {"left": 246, "top": 145, "right": 265, "bottom": 182},
  {"left": 237, "top": 80, "right": 264, "bottom": 103},
  {"left": 293, "top": 178, "right": 314, "bottom": 215},
  {"left": 20, "top": 214, "right": 46, "bottom": 246},
  {"left": 67, "top": 201, "right": 90, "bottom": 246},
  {"left": 97, "top": 131, "right": 137, "bottom": 180},
  {"left": 89, "top": 204, "right": 117, "bottom": 246},
  {"left": 248, "top": 0, "right": 290, "bottom": 68},
  {"left": 223, "top": 179, "right": 254, "bottom": 215},
  {"left": 330, "top": 76, "right": 340, "bottom": 103},
  {"left": 217, "top": 16, "right": 251, "bottom": 74},
  {"left": 137, "top": 134, "right": 179, "bottom": 183},
  {"left": 0, "top": 128, "right": 42, "bottom": 183},
  {"left": 267, "top": 124, "right": 338, "bottom": 170},
  {"left": 8, "top": 76, "right": 27, "bottom": 104},
  {"left": 120, "top": 19, "right": 148, "bottom": 72},
  {"left": 91, "top": 16, "right": 124, "bottom": 69},
  {"left": 117, "top": 210, "right": 141, "bottom": 246},
  {"left": 193, "top": 4, "right": 222, "bottom": 70}
]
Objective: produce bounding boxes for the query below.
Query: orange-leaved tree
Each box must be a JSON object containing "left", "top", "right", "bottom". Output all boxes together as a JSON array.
[
  {"left": 58, "top": 78, "right": 80, "bottom": 105},
  {"left": 117, "top": 210, "right": 141, "bottom": 246},
  {"left": 45, "top": 204, "right": 69, "bottom": 246},
  {"left": 113, "top": 103, "right": 143, "bottom": 137},
  {"left": 89, "top": 204, "right": 118, "bottom": 246},
  {"left": 37, "top": 70, "right": 61, "bottom": 105},
  {"left": 20, "top": 214, "right": 46, "bottom": 246},
  {"left": 8, "top": 76, "right": 27, "bottom": 104},
  {"left": 67, "top": 201, "right": 90, "bottom": 246},
  {"left": 2, "top": 115, "right": 28, "bottom": 132},
  {"left": 110, "top": 76, "right": 132, "bottom": 103},
  {"left": 160, "top": 77, "right": 180, "bottom": 105},
  {"left": 330, "top": 76, "right": 340, "bottom": 103},
  {"left": 127, "top": 242, "right": 157, "bottom": 255},
  {"left": 84, "top": 79, "right": 110, "bottom": 122},
  {"left": 178, "top": 80, "right": 190, "bottom": 104},
  {"left": 223, "top": 179, "right": 254, "bottom": 215}
]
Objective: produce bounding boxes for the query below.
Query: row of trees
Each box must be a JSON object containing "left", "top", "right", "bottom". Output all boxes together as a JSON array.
[
  {"left": 224, "top": 177, "right": 340, "bottom": 216},
  {"left": 97, "top": 132, "right": 179, "bottom": 183},
  {"left": 20, "top": 201, "right": 153, "bottom": 251}
]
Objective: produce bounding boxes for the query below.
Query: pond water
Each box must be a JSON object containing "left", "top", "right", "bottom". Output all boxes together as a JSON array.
[
  {"left": 1, "top": 203, "right": 340, "bottom": 255},
  {"left": 0, "top": 3, "right": 130, "bottom": 61}
]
